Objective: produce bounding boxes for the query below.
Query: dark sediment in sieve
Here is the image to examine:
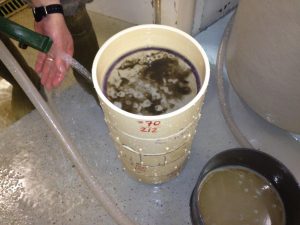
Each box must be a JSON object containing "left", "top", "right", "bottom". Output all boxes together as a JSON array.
[{"left": 103, "top": 47, "right": 201, "bottom": 116}]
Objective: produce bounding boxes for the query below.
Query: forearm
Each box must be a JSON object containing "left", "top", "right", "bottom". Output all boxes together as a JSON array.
[{"left": 25, "top": 0, "right": 61, "bottom": 7}]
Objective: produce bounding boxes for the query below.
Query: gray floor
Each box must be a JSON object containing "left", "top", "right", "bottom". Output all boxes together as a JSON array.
[{"left": 0, "top": 12, "right": 299, "bottom": 225}]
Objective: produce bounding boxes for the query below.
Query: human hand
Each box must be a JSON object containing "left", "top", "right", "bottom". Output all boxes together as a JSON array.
[{"left": 34, "top": 13, "right": 74, "bottom": 90}]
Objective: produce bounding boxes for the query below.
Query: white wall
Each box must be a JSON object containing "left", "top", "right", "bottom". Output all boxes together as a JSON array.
[
  {"left": 86, "top": 0, "right": 196, "bottom": 34},
  {"left": 86, "top": 0, "right": 153, "bottom": 24},
  {"left": 160, "top": 0, "right": 196, "bottom": 33},
  {"left": 192, "top": 0, "right": 239, "bottom": 35},
  {"left": 86, "top": 0, "right": 239, "bottom": 35}
]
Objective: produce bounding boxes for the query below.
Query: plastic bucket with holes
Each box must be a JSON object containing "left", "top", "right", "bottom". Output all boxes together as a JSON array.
[{"left": 92, "top": 24, "right": 210, "bottom": 184}]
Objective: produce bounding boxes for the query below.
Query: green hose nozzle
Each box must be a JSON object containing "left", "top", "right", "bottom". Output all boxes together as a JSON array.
[{"left": 0, "top": 16, "right": 52, "bottom": 53}]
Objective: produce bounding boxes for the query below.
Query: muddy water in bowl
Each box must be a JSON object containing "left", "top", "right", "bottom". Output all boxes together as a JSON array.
[
  {"left": 104, "top": 47, "right": 200, "bottom": 116},
  {"left": 198, "top": 166, "right": 285, "bottom": 225}
]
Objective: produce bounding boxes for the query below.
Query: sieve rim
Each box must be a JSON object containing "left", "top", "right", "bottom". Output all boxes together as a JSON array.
[{"left": 92, "top": 24, "right": 210, "bottom": 120}]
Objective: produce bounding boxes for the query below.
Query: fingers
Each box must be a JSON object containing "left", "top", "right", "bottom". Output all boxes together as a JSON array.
[
  {"left": 35, "top": 52, "right": 47, "bottom": 73},
  {"left": 41, "top": 56, "right": 53, "bottom": 87},
  {"left": 38, "top": 55, "right": 68, "bottom": 90},
  {"left": 52, "top": 58, "right": 67, "bottom": 88}
]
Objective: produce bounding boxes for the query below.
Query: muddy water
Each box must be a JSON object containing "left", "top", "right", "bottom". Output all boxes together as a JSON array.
[
  {"left": 104, "top": 47, "right": 200, "bottom": 115},
  {"left": 198, "top": 166, "right": 285, "bottom": 225}
]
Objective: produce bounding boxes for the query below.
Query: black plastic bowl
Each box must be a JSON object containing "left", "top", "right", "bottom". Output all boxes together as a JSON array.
[{"left": 190, "top": 148, "right": 300, "bottom": 225}]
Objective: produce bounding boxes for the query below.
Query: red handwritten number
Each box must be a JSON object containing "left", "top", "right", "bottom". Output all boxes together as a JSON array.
[
  {"left": 146, "top": 121, "right": 153, "bottom": 126},
  {"left": 138, "top": 121, "right": 160, "bottom": 126},
  {"left": 153, "top": 121, "right": 160, "bottom": 126},
  {"left": 140, "top": 127, "right": 149, "bottom": 132},
  {"left": 152, "top": 127, "right": 158, "bottom": 133},
  {"left": 140, "top": 127, "right": 158, "bottom": 133},
  {"left": 138, "top": 121, "right": 160, "bottom": 133}
]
